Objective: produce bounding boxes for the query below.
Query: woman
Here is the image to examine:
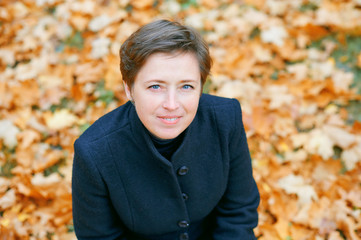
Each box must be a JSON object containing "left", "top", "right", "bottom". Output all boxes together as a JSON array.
[{"left": 72, "top": 19, "right": 259, "bottom": 240}]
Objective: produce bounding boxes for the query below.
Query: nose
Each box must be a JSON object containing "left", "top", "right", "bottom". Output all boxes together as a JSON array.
[{"left": 163, "top": 90, "right": 179, "bottom": 111}]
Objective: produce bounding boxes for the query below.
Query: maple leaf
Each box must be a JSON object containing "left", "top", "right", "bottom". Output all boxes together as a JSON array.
[
  {"left": 160, "top": 0, "right": 181, "bottom": 15},
  {"left": 264, "top": 85, "right": 294, "bottom": 109},
  {"left": 69, "top": 0, "right": 96, "bottom": 14},
  {"left": 341, "top": 141, "right": 361, "bottom": 171},
  {"left": 261, "top": 25, "right": 288, "bottom": 47},
  {"left": 304, "top": 129, "right": 334, "bottom": 160},
  {"left": 44, "top": 109, "right": 78, "bottom": 131},
  {"left": 0, "top": 49, "right": 15, "bottom": 66},
  {"left": 185, "top": 13, "right": 205, "bottom": 29},
  {"left": 31, "top": 173, "right": 61, "bottom": 187},
  {"left": 90, "top": 37, "right": 111, "bottom": 59},
  {"left": 0, "top": 120, "right": 20, "bottom": 149},
  {"left": 88, "top": 14, "right": 113, "bottom": 32},
  {"left": 266, "top": 0, "right": 289, "bottom": 16},
  {"left": 0, "top": 177, "right": 11, "bottom": 193},
  {"left": 332, "top": 70, "right": 354, "bottom": 93},
  {"left": 0, "top": 189, "right": 16, "bottom": 210},
  {"left": 323, "top": 125, "right": 356, "bottom": 149},
  {"left": 131, "top": 0, "right": 154, "bottom": 9},
  {"left": 278, "top": 174, "right": 318, "bottom": 205}
]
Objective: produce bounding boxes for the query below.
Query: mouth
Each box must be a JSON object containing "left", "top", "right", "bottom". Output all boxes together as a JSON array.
[{"left": 158, "top": 116, "right": 181, "bottom": 124}]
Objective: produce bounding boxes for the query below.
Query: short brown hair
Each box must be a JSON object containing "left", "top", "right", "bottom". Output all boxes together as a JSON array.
[{"left": 119, "top": 19, "right": 212, "bottom": 89}]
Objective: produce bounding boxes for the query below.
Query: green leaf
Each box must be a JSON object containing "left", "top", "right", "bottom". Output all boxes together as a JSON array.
[
  {"left": 181, "top": 0, "right": 198, "bottom": 9},
  {"left": 299, "top": 2, "right": 318, "bottom": 12},
  {"left": 95, "top": 79, "right": 116, "bottom": 105},
  {"left": 202, "top": 79, "right": 212, "bottom": 94},
  {"left": 250, "top": 27, "right": 260, "bottom": 40},
  {"left": 125, "top": 4, "right": 133, "bottom": 12},
  {"left": 63, "top": 31, "right": 84, "bottom": 50},
  {"left": 45, "top": 6, "right": 56, "bottom": 14},
  {"left": 66, "top": 224, "right": 74, "bottom": 232},
  {"left": 46, "top": 232, "right": 55, "bottom": 240},
  {"left": 309, "top": 34, "right": 361, "bottom": 94},
  {"left": 79, "top": 123, "right": 91, "bottom": 133},
  {"left": 43, "top": 158, "right": 65, "bottom": 178},
  {"left": 0, "top": 159, "right": 16, "bottom": 178},
  {"left": 50, "top": 97, "right": 72, "bottom": 113},
  {"left": 333, "top": 146, "right": 342, "bottom": 160},
  {"left": 270, "top": 70, "right": 279, "bottom": 80},
  {"left": 346, "top": 100, "right": 361, "bottom": 125}
]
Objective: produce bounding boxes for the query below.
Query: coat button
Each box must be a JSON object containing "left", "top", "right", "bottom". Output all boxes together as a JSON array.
[
  {"left": 177, "top": 166, "right": 189, "bottom": 176},
  {"left": 179, "top": 232, "right": 189, "bottom": 240},
  {"left": 178, "top": 220, "right": 189, "bottom": 228},
  {"left": 182, "top": 193, "right": 189, "bottom": 201}
]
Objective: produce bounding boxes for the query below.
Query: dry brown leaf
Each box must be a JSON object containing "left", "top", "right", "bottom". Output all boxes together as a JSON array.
[
  {"left": 131, "top": 0, "right": 154, "bottom": 9},
  {"left": 74, "top": 62, "right": 105, "bottom": 84},
  {"left": 278, "top": 174, "right": 318, "bottom": 205},
  {"left": 323, "top": 124, "right": 356, "bottom": 149},
  {"left": 0, "top": 119, "right": 20, "bottom": 149},
  {"left": 17, "top": 129, "right": 41, "bottom": 149},
  {"left": 0, "top": 189, "right": 16, "bottom": 210},
  {"left": 44, "top": 109, "right": 78, "bottom": 131}
]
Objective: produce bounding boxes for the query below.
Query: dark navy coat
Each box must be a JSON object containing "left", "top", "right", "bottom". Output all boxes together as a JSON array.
[{"left": 72, "top": 94, "right": 260, "bottom": 240}]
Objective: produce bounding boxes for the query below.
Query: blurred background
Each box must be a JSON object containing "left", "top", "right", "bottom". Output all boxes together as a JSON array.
[{"left": 0, "top": 0, "right": 360, "bottom": 239}]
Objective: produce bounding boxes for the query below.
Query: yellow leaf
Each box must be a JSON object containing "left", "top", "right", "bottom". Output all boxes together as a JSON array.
[
  {"left": 0, "top": 218, "right": 10, "bottom": 227},
  {"left": 17, "top": 213, "right": 30, "bottom": 222},
  {"left": 45, "top": 109, "right": 78, "bottom": 131},
  {"left": 274, "top": 217, "right": 290, "bottom": 239},
  {"left": 131, "top": 0, "right": 154, "bottom": 9},
  {"left": 357, "top": 52, "right": 361, "bottom": 68}
]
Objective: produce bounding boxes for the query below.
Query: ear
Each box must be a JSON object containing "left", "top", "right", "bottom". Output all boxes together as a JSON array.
[{"left": 123, "top": 82, "right": 133, "bottom": 101}]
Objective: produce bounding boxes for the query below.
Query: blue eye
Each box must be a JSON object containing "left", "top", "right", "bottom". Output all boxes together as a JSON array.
[
  {"left": 150, "top": 85, "right": 160, "bottom": 90},
  {"left": 182, "top": 85, "right": 193, "bottom": 90}
]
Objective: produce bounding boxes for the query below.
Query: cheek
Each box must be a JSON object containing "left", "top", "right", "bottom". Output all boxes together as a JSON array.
[
  {"left": 135, "top": 95, "right": 160, "bottom": 115},
  {"left": 184, "top": 97, "right": 200, "bottom": 113}
]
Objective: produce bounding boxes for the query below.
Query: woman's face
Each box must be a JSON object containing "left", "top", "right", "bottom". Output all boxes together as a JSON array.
[{"left": 124, "top": 52, "right": 201, "bottom": 140}]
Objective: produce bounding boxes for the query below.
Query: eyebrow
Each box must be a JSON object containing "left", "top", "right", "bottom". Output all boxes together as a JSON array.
[{"left": 144, "top": 79, "right": 199, "bottom": 84}]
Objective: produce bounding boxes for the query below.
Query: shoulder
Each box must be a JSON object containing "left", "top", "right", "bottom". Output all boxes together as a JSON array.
[
  {"left": 197, "top": 94, "right": 242, "bottom": 134},
  {"left": 76, "top": 101, "right": 133, "bottom": 145},
  {"left": 199, "top": 93, "right": 241, "bottom": 116}
]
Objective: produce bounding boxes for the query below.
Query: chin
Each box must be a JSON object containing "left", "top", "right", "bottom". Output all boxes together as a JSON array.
[{"left": 157, "top": 131, "right": 182, "bottom": 140}]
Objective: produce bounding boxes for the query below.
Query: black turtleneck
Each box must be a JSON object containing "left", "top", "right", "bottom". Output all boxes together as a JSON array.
[{"left": 149, "top": 131, "right": 186, "bottom": 160}]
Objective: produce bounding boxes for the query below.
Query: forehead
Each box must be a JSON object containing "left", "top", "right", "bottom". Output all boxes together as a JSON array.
[
  {"left": 144, "top": 51, "right": 198, "bottom": 66},
  {"left": 135, "top": 52, "right": 201, "bottom": 83}
]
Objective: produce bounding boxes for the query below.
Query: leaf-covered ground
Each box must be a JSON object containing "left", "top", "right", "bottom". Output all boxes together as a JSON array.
[{"left": 0, "top": 0, "right": 361, "bottom": 239}]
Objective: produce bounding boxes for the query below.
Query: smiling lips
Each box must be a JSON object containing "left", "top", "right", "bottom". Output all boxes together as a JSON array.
[{"left": 158, "top": 116, "right": 181, "bottom": 124}]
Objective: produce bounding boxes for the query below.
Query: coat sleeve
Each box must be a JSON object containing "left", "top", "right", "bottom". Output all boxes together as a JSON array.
[
  {"left": 212, "top": 100, "right": 260, "bottom": 240},
  {"left": 72, "top": 139, "right": 128, "bottom": 240}
]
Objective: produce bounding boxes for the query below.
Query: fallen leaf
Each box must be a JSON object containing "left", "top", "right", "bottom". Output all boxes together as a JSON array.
[
  {"left": 323, "top": 125, "right": 356, "bottom": 149},
  {"left": 261, "top": 25, "right": 289, "bottom": 47},
  {"left": 341, "top": 142, "right": 361, "bottom": 171},
  {"left": 0, "top": 189, "right": 16, "bottom": 210},
  {"left": 0, "top": 119, "right": 20, "bottom": 149},
  {"left": 278, "top": 174, "right": 318, "bottom": 205},
  {"left": 45, "top": 109, "right": 78, "bottom": 131},
  {"left": 88, "top": 14, "right": 113, "bottom": 32},
  {"left": 304, "top": 129, "right": 334, "bottom": 160},
  {"left": 31, "top": 173, "right": 61, "bottom": 187}
]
